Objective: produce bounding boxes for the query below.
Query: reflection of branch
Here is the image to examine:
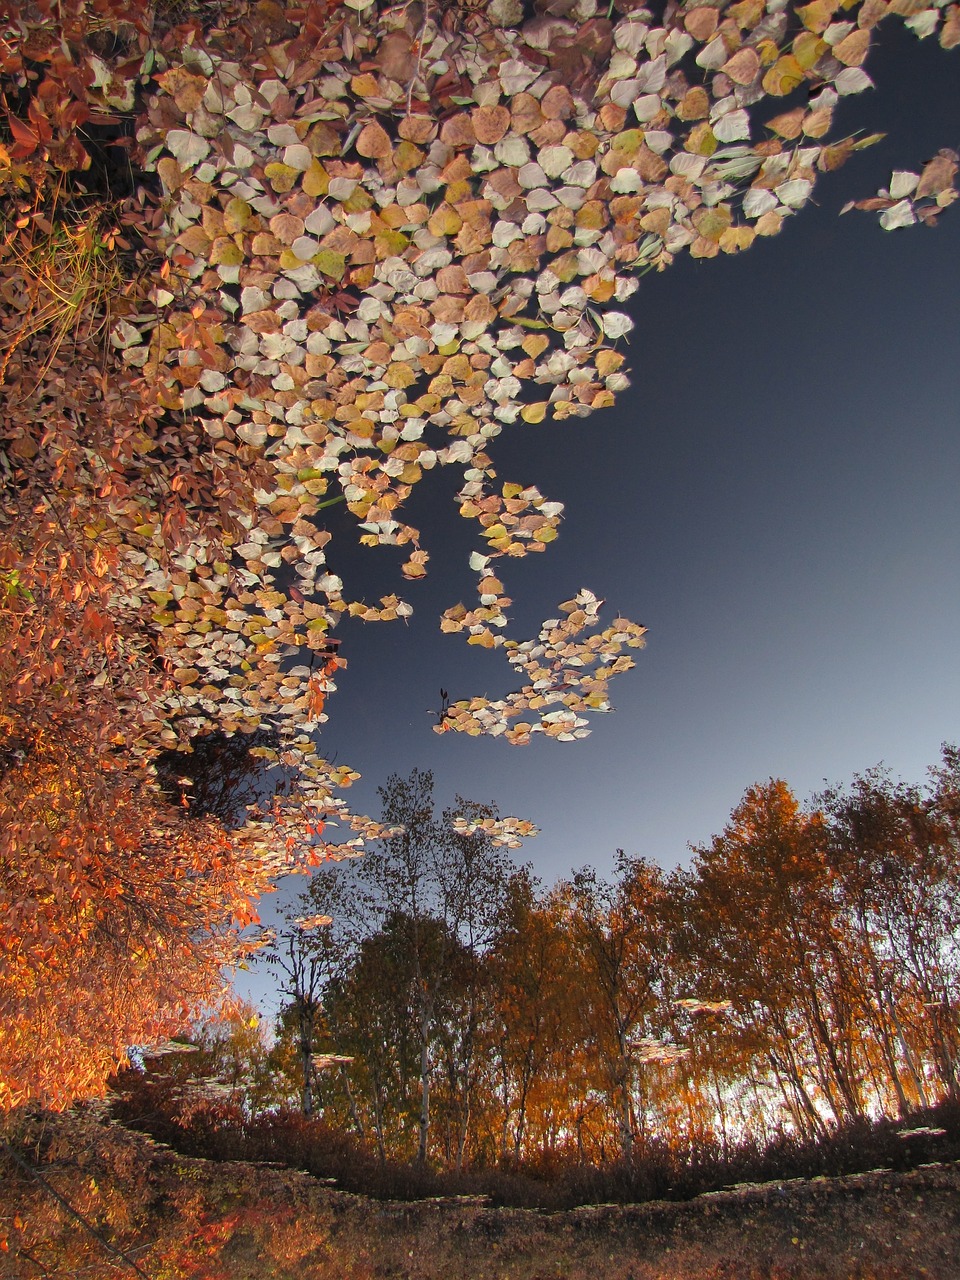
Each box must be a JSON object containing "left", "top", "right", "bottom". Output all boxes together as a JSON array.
[
  {"left": 13, "top": 1245, "right": 48, "bottom": 1276},
  {"left": 1, "top": 1138, "right": 152, "bottom": 1280},
  {"left": 406, "top": 1, "right": 431, "bottom": 117}
]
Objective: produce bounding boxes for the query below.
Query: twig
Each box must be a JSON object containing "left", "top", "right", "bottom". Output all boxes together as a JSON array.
[{"left": 406, "top": 0, "right": 432, "bottom": 117}]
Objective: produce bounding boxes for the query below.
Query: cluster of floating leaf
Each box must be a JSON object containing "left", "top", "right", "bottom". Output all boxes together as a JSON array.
[
  {"left": 673, "top": 997, "right": 734, "bottom": 1014},
  {"left": 449, "top": 812, "right": 540, "bottom": 847},
  {"left": 438, "top": 589, "right": 646, "bottom": 742},
  {"left": 631, "top": 1035, "right": 690, "bottom": 1064},
  {"left": 109, "top": 0, "right": 955, "bottom": 775},
  {"left": 842, "top": 149, "right": 958, "bottom": 228}
]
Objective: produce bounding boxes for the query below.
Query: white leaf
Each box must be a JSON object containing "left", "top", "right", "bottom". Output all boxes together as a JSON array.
[
  {"left": 742, "top": 187, "right": 778, "bottom": 219},
  {"left": 110, "top": 319, "right": 142, "bottom": 349},
  {"left": 696, "top": 36, "right": 728, "bottom": 71},
  {"left": 237, "top": 422, "right": 268, "bottom": 447},
  {"left": 633, "top": 93, "right": 662, "bottom": 123},
  {"left": 518, "top": 161, "right": 548, "bottom": 188},
  {"left": 635, "top": 53, "right": 667, "bottom": 93},
  {"left": 713, "top": 110, "right": 750, "bottom": 143},
  {"left": 834, "top": 67, "right": 873, "bottom": 95},
  {"left": 905, "top": 8, "right": 940, "bottom": 38},
  {"left": 610, "top": 168, "right": 644, "bottom": 194},
  {"left": 539, "top": 145, "right": 574, "bottom": 179},
  {"left": 611, "top": 79, "right": 642, "bottom": 109},
  {"left": 879, "top": 199, "right": 917, "bottom": 231},
  {"left": 564, "top": 160, "right": 598, "bottom": 188},
  {"left": 774, "top": 178, "right": 813, "bottom": 209},
  {"left": 166, "top": 129, "right": 211, "bottom": 168},
  {"left": 889, "top": 170, "right": 920, "bottom": 200},
  {"left": 494, "top": 135, "right": 530, "bottom": 167},
  {"left": 600, "top": 311, "right": 634, "bottom": 339},
  {"left": 499, "top": 58, "right": 538, "bottom": 95}
]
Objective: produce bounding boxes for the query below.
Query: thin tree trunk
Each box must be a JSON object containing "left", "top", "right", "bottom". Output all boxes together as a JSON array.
[
  {"left": 299, "top": 1003, "right": 316, "bottom": 1118},
  {"left": 417, "top": 997, "right": 432, "bottom": 1165},
  {"left": 340, "top": 1063, "right": 365, "bottom": 1140}
]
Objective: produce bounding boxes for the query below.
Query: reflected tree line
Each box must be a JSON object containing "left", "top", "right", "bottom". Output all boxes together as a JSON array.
[{"left": 216, "top": 752, "right": 960, "bottom": 1170}]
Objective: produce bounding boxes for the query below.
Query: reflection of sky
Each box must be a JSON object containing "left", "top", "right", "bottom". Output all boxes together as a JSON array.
[{"left": 236, "top": 27, "right": 960, "bottom": 1015}]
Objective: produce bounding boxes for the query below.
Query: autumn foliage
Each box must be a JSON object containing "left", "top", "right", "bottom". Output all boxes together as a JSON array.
[
  {"left": 1, "top": 0, "right": 958, "bottom": 1116},
  {"left": 236, "top": 760, "right": 960, "bottom": 1173}
]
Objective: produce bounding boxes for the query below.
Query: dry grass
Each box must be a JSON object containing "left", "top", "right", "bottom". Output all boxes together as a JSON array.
[{"left": 0, "top": 162, "right": 127, "bottom": 388}]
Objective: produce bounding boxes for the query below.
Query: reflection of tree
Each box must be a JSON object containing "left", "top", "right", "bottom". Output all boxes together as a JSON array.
[
  {"left": 154, "top": 728, "right": 289, "bottom": 828},
  {"left": 260, "top": 912, "right": 331, "bottom": 1118},
  {"left": 256, "top": 751, "right": 960, "bottom": 1170}
]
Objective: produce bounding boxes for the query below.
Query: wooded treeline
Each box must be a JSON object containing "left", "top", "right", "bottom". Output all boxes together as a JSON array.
[{"left": 199, "top": 754, "right": 960, "bottom": 1171}]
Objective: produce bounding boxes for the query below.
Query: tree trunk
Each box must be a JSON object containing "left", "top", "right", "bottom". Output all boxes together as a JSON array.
[
  {"left": 417, "top": 996, "right": 433, "bottom": 1165},
  {"left": 299, "top": 1002, "right": 316, "bottom": 1118},
  {"left": 340, "top": 1063, "right": 365, "bottom": 1140}
]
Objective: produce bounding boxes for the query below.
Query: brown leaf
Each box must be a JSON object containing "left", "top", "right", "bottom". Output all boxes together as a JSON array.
[
  {"left": 832, "top": 27, "right": 871, "bottom": 65},
  {"left": 378, "top": 31, "right": 417, "bottom": 82},
  {"left": 472, "top": 105, "right": 511, "bottom": 145},
  {"left": 685, "top": 7, "right": 719, "bottom": 40},
  {"left": 440, "top": 113, "right": 477, "bottom": 148},
  {"left": 396, "top": 112, "right": 434, "bottom": 145},
  {"left": 942, "top": 5, "right": 960, "bottom": 48},
  {"left": 767, "top": 107, "right": 805, "bottom": 139},
  {"left": 722, "top": 47, "right": 760, "bottom": 85},
  {"left": 356, "top": 121, "right": 392, "bottom": 159},
  {"left": 802, "top": 107, "right": 833, "bottom": 138},
  {"left": 916, "top": 151, "right": 959, "bottom": 199},
  {"left": 269, "top": 212, "right": 305, "bottom": 244},
  {"left": 158, "top": 66, "right": 209, "bottom": 113},
  {"left": 510, "top": 93, "right": 544, "bottom": 135},
  {"left": 677, "top": 87, "right": 710, "bottom": 120},
  {"left": 541, "top": 84, "right": 575, "bottom": 121}
]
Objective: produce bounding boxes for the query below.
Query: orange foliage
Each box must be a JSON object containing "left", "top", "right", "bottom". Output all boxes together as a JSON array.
[{"left": 0, "top": 732, "right": 270, "bottom": 1110}]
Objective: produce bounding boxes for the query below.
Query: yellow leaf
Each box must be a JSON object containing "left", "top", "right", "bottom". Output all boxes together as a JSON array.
[
  {"left": 796, "top": 0, "right": 837, "bottom": 31},
  {"left": 223, "top": 197, "right": 253, "bottom": 234},
  {"left": 384, "top": 361, "right": 416, "bottom": 388},
  {"left": 792, "top": 31, "right": 827, "bottom": 70},
  {"left": 521, "top": 402, "right": 548, "bottom": 423},
  {"left": 264, "top": 162, "right": 299, "bottom": 193},
  {"left": 596, "top": 350, "right": 625, "bottom": 377},
  {"left": 314, "top": 250, "right": 347, "bottom": 280},
  {"left": 521, "top": 334, "right": 550, "bottom": 359},
  {"left": 685, "top": 122, "right": 718, "bottom": 157},
  {"left": 350, "top": 73, "right": 380, "bottom": 97},
  {"left": 719, "top": 224, "right": 756, "bottom": 253},
  {"left": 762, "top": 55, "right": 805, "bottom": 96},
  {"left": 302, "top": 160, "right": 329, "bottom": 198},
  {"left": 428, "top": 206, "right": 463, "bottom": 237}
]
